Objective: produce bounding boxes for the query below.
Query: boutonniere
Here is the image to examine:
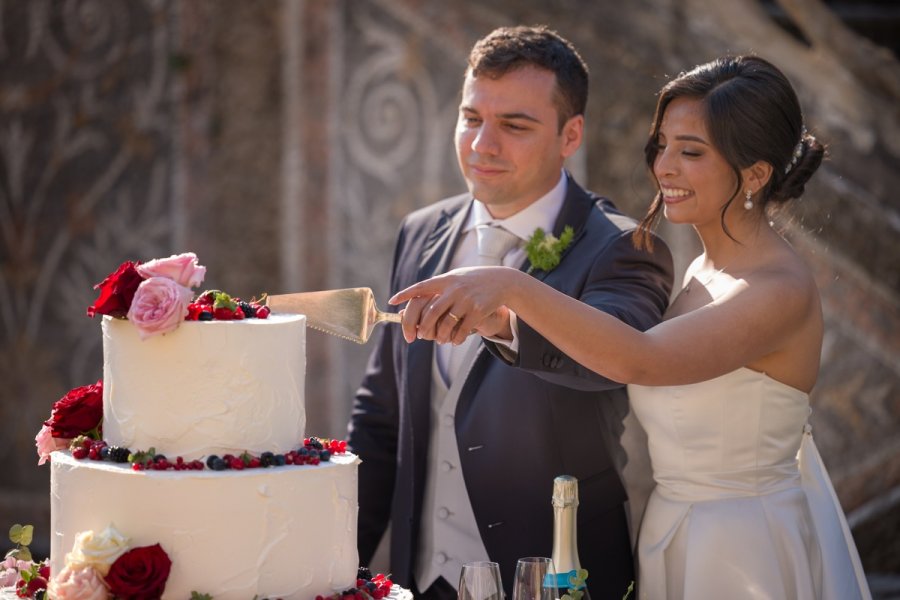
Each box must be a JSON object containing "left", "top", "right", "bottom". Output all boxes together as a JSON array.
[{"left": 525, "top": 225, "right": 574, "bottom": 273}]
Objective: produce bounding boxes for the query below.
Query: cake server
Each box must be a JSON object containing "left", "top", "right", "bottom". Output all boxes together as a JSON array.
[{"left": 265, "top": 287, "right": 401, "bottom": 344}]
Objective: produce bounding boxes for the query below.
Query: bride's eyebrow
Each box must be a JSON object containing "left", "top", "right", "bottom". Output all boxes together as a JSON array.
[{"left": 674, "top": 134, "right": 710, "bottom": 145}]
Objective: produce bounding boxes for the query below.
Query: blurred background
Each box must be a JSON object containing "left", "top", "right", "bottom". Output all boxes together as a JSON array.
[{"left": 1, "top": 0, "right": 898, "bottom": 593}]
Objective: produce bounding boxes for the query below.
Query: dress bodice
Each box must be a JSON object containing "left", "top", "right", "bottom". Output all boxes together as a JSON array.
[
  {"left": 626, "top": 368, "right": 871, "bottom": 600},
  {"left": 627, "top": 368, "right": 810, "bottom": 501}
]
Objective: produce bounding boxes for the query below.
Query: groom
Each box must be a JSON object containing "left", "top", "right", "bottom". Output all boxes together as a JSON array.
[{"left": 347, "top": 25, "right": 673, "bottom": 599}]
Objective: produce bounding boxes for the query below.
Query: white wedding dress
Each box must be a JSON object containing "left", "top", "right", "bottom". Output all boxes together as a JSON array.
[{"left": 627, "top": 368, "right": 871, "bottom": 600}]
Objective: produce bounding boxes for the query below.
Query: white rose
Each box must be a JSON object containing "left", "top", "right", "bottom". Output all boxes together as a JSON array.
[{"left": 64, "top": 524, "right": 130, "bottom": 576}]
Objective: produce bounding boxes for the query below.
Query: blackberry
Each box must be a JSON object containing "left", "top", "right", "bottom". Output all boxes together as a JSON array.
[
  {"left": 239, "top": 301, "right": 257, "bottom": 318},
  {"left": 108, "top": 446, "right": 131, "bottom": 463},
  {"left": 357, "top": 566, "right": 372, "bottom": 580},
  {"left": 260, "top": 451, "right": 275, "bottom": 467}
]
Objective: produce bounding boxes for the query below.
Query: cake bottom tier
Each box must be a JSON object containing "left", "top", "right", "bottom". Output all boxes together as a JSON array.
[{"left": 50, "top": 451, "right": 360, "bottom": 599}]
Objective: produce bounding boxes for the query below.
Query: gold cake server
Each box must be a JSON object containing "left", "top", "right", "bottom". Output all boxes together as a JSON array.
[{"left": 265, "top": 287, "right": 401, "bottom": 344}]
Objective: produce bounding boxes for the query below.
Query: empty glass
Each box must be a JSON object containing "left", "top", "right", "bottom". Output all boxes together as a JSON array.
[
  {"left": 458, "top": 560, "right": 504, "bottom": 600},
  {"left": 512, "top": 557, "right": 558, "bottom": 600}
]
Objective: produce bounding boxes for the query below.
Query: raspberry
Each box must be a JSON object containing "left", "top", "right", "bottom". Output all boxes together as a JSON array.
[
  {"left": 39, "top": 564, "right": 50, "bottom": 579},
  {"left": 72, "top": 447, "right": 89, "bottom": 460},
  {"left": 230, "top": 457, "right": 244, "bottom": 470},
  {"left": 27, "top": 576, "right": 47, "bottom": 593},
  {"left": 255, "top": 305, "right": 271, "bottom": 319},
  {"left": 214, "top": 307, "right": 236, "bottom": 320}
]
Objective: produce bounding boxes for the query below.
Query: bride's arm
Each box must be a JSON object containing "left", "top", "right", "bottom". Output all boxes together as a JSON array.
[{"left": 390, "top": 264, "right": 816, "bottom": 387}]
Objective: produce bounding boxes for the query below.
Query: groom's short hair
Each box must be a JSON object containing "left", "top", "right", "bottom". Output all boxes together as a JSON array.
[{"left": 466, "top": 25, "right": 589, "bottom": 131}]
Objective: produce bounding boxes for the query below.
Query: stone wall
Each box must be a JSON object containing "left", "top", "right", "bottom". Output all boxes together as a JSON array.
[{"left": 1, "top": 0, "right": 897, "bottom": 584}]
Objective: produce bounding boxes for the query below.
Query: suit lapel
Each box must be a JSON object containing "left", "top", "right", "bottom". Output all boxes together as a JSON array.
[
  {"left": 520, "top": 172, "right": 594, "bottom": 283},
  {"left": 417, "top": 199, "right": 472, "bottom": 281},
  {"left": 407, "top": 198, "right": 473, "bottom": 444}
]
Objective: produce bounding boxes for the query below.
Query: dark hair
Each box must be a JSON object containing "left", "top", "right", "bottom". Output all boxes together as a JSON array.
[
  {"left": 466, "top": 25, "right": 589, "bottom": 131},
  {"left": 635, "top": 55, "right": 825, "bottom": 248}
]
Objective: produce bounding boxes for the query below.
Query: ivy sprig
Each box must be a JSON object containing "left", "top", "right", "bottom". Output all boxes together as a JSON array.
[
  {"left": 525, "top": 225, "right": 574, "bottom": 273},
  {"left": 6, "top": 524, "right": 33, "bottom": 562}
]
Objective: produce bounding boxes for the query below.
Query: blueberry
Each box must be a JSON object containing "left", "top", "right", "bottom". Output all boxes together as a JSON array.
[
  {"left": 274, "top": 454, "right": 286, "bottom": 466},
  {"left": 206, "top": 455, "right": 220, "bottom": 469},
  {"left": 320, "top": 450, "right": 331, "bottom": 462},
  {"left": 99, "top": 446, "right": 110, "bottom": 460},
  {"left": 210, "top": 457, "right": 227, "bottom": 471},
  {"left": 298, "top": 447, "right": 309, "bottom": 457},
  {"left": 198, "top": 311, "right": 214, "bottom": 321}
]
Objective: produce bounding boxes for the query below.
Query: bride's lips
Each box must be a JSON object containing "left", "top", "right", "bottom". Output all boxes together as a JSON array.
[{"left": 660, "top": 186, "right": 692, "bottom": 204}]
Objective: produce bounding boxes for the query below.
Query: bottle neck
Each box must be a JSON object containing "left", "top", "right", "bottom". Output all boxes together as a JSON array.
[{"left": 551, "top": 502, "right": 580, "bottom": 573}]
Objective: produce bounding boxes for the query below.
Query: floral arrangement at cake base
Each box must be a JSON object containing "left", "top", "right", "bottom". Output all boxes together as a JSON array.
[{"left": 2, "top": 525, "right": 49, "bottom": 599}]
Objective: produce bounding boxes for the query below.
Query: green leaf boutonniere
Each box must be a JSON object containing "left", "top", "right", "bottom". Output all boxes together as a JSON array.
[{"left": 525, "top": 225, "right": 575, "bottom": 273}]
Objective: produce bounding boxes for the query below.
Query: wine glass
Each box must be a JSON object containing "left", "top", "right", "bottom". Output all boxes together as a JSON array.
[
  {"left": 512, "top": 557, "right": 558, "bottom": 600},
  {"left": 458, "top": 561, "right": 504, "bottom": 600}
]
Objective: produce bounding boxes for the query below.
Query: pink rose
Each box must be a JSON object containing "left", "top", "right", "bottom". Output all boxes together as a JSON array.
[
  {"left": 47, "top": 565, "right": 109, "bottom": 600},
  {"left": 0, "top": 557, "right": 19, "bottom": 587},
  {"left": 35, "top": 424, "right": 72, "bottom": 465},
  {"left": 126, "top": 277, "right": 193, "bottom": 339},
  {"left": 136, "top": 252, "right": 206, "bottom": 289}
]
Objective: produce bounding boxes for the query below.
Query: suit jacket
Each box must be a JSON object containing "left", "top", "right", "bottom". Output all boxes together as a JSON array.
[{"left": 348, "top": 174, "right": 673, "bottom": 599}]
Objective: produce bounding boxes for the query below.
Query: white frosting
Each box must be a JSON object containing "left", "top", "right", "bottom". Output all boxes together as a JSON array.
[
  {"left": 101, "top": 315, "right": 307, "bottom": 460},
  {"left": 50, "top": 451, "right": 360, "bottom": 599}
]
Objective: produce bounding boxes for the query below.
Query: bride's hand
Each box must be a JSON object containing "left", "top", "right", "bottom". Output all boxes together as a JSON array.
[{"left": 390, "top": 266, "right": 517, "bottom": 345}]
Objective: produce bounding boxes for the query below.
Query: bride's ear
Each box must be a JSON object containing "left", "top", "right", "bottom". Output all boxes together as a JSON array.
[{"left": 742, "top": 160, "right": 773, "bottom": 193}]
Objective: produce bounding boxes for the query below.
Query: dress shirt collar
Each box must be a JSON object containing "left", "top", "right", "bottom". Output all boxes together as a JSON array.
[{"left": 465, "top": 170, "right": 568, "bottom": 241}]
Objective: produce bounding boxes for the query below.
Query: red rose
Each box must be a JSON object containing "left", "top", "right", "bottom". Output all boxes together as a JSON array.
[
  {"left": 46, "top": 380, "right": 103, "bottom": 439},
  {"left": 105, "top": 543, "right": 172, "bottom": 600},
  {"left": 87, "top": 260, "right": 144, "bottom": 318}
]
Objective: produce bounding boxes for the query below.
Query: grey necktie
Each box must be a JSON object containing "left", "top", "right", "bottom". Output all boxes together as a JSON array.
[
  {"left": 445, "top": 224, "right": 522, "bottom": 380},
  {"left": 475, "top": 223, "right": 522, "bottom": 266}
]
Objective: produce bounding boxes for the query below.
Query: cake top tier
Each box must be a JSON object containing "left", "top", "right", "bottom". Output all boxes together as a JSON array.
[{"left": 102, "top": 314, "right": 308, "bottom": 461}]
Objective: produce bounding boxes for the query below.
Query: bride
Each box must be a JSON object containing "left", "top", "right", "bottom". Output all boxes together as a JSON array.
[{"left": 389, "top": 55, "right": 871, "bottom": 600}]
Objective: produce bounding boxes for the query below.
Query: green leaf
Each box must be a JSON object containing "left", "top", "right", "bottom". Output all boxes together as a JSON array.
[
  {"left": 9, "top": 524, "right": 32, "bottom": 546},
  {"left": 16, "top": 547, "right": 33, "bottom": 562},
  {"left": 213, "top": 292, "right": 237, "bottom": 312}
]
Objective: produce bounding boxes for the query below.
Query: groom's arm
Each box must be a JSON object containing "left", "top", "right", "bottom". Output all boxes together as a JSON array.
[{"left": 484, "top": 229, "right": 673, "bottom": 391}]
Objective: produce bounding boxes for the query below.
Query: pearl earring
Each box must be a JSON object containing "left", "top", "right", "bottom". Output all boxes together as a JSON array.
[{"left": 743, "top": 190, "right": 754, "bottom": 210}]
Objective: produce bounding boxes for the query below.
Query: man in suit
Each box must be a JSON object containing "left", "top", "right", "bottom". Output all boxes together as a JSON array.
[{"left": 347, "top": 25, "right": 673, "bottom": 600}]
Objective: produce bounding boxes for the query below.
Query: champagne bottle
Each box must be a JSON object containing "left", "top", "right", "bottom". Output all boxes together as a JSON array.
[{"left": 549, "top": 475, "right": 590, "bottom": 599}]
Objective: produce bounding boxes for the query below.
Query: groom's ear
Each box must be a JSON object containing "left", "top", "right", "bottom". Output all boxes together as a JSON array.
[{"left": 560, "top": 114, "right": 584, "bottom": 159}]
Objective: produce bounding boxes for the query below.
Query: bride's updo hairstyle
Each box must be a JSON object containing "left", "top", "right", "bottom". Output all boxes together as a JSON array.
[{"left": 635, "top": 55, "right": 825, "bottom": 248}]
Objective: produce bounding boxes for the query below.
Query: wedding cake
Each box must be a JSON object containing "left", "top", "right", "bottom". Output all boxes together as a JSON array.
[{"left": 7, "top": 254, "right": 394, "bottom": 600}]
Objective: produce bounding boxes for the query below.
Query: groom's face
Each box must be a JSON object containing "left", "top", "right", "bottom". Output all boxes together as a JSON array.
[{"left": 455, "top": 65, "right": 583, "bottom": 220}]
